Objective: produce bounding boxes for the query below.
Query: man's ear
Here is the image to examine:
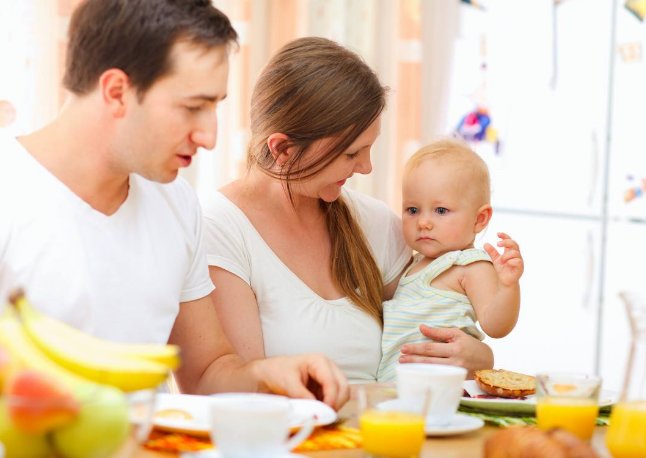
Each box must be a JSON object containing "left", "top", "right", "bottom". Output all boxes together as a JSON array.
[
  {"left": 474, "top": 204, "right": 493, "bottom": 233},
  {"left": 98, "top": 68, "right": 132, "bottom": 118},
  {"left": 266, "top": 133, "right": 292, "bottom": 166}
]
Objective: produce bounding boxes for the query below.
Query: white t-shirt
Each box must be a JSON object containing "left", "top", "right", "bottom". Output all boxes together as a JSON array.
[
  {"left": 201, "top": 188, "right": 411, "bottom": 382},
  {"left": 0, "top": 134, "right": 214, "bottom": 344}
]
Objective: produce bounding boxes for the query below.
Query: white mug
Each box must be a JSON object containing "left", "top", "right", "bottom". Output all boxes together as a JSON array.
[
  {"left": 210, "top": 393, "right": 314, "bottom": 458},
  {"left": 396, "top": 363, "right": 467, "bottom": 426}
]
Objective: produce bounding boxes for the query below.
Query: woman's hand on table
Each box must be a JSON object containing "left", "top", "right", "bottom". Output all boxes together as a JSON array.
[
  {"left": 250, "top": 353, "right": 350, "bottom": 410},
  {"left": 399, "top": 325, "right": 494, "bottom": 378}
]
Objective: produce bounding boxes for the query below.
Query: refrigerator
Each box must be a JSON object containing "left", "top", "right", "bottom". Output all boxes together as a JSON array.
[{"left": 442, "top": 0, "right": 644, "bottom": 392}]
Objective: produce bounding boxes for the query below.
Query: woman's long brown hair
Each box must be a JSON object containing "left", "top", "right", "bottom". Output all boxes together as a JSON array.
[{"left": 248, "top": 37, "right": 387, "bottom": 325}]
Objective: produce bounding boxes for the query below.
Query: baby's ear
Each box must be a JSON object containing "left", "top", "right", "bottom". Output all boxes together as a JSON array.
[{"left": 474, "top": 204, "right": 492, "bottom": 233}]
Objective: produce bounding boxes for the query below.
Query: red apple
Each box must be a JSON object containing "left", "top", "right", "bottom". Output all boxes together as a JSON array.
[{"left": 7, "top": 369, "right": 80, "bottom": 434}]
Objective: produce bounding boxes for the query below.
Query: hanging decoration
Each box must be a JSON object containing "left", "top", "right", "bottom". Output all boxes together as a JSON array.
[
  {"left": 623, "top": 175, "right": 646, "bottom": 203},
  {"left": 625, "top": 0, "right": 646, "bottom": 21},
  {"left": 453, "top": 36, "right": 501, "bottom": 154},
  {"left": 454, "top": 105, "right": 498, "bottom": 144}
]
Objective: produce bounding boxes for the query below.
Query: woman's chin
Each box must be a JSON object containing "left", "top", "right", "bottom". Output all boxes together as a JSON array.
[{"left": 319, "top": 188, "right": 343, "bottom": 203}]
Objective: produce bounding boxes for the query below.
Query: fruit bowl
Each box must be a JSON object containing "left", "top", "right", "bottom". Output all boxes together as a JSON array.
[{"left": 0, "top": 385, "right": 158, "bottom": 458}]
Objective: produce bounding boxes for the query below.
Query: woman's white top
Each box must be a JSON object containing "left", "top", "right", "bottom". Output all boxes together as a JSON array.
[{"left": 201, "top": 188, "right": 411, "bottom": 382}]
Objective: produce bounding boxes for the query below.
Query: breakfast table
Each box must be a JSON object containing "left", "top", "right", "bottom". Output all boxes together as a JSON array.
[{"left": 123, "top": 397, "right": 614, "bottom": 458}]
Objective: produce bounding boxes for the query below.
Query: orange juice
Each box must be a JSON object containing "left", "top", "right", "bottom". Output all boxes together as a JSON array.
[
  {"left": 606, "top": 400, "right": 646, "bottom": 458},
  {"left": 359, "top": 409, "right": 425, "bottom": 457},
  {"left": 536, "top": 397, "right": 598, "bottom": 440}
]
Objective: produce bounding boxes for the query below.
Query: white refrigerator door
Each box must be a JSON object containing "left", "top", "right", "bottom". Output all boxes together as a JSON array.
[
  {"left": 446, "top": 0, "right": 611, "bottom": 216},
  {"left": 607, "top": 1, "right": 646, "bottom": 221},
  {"left": 478, "top": 212, "right": 601, "bottom": 375},
  {"left": 599, "top": 220, "right": 646, "bottom": 393}
]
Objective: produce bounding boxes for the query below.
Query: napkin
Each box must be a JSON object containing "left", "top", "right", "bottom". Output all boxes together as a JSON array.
[{"left": 458, "top": 404, "right": 612, "bottom": 427}]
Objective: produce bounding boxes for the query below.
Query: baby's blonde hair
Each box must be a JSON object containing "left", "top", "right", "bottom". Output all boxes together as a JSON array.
[{"left": 405, "top": 138, "right": 491, "bottom": 207}]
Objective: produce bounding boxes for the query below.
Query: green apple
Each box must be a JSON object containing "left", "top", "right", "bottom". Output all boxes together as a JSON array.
[
  {"left": 0, "top": 399, "right": 52, "bottom": 458},
  {"left": 51, "top": 385, "right": 129, "bottom": 458}
]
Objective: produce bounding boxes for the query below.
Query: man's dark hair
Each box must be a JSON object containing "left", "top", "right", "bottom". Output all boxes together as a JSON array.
[{"left": 63, "top": 0, "right": 238, "bottom": 98}]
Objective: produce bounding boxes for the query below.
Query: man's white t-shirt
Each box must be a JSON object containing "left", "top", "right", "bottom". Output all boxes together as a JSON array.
[
  {"left": 201, "top": 188, "right": 411, "bottom": 382},
  {"left": 0, "top": 134, "right": 214, "bottom": 344}
]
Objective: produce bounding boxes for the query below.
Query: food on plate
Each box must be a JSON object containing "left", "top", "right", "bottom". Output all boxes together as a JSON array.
[
  {"left": 155, "top": 408, "right": 194, "bottom": 420},
  {"left": 484, "top": 426, "right": 598, "bottom": 458},
  {"left": 474, "top": 369, "right": 536, "bottom": 398}
]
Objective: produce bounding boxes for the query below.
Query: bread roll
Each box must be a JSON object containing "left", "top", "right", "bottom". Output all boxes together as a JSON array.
[
  {"left": 474, "top": 369, "right": 536, "bottom": 398},
  {"left": 484, "top": 426, "right": 599, "bottom": 458}
]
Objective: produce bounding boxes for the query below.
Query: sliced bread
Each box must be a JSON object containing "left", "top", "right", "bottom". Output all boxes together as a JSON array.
[{"left": 474, "top": 369, "right": 536, "bottom": 398}]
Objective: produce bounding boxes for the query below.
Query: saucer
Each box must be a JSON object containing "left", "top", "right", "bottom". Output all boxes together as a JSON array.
[
  {"left": 376, "top": 400, "right": 484, "bottom": 436},
  {"left": 425, "top": 413, "right": 484, "bottom": 436}
]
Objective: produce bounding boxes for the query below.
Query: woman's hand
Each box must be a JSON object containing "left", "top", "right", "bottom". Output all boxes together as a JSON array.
[
  {"left": 398, "top": 325, "right": 494, "bottom": 378},
  {"left": 250, "top": 353, "right": 350, "bottom": 411}
]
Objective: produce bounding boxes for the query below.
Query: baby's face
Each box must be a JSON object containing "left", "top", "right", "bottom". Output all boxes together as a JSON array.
[{"left": 401, "top": 159, "right": 484, "bottom": 259}]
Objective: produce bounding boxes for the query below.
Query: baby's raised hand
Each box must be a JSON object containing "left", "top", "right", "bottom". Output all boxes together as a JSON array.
[{"left": 483, "top": 232, "right": 524, "bottom": 287}]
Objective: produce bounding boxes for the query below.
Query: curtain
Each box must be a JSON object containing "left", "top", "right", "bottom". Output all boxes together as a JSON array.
[{"left": 5, "top": 0, "right": 460, "bottom": 214}]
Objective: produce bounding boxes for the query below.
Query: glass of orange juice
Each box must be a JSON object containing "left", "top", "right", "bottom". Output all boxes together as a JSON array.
[
  {"left": 606, "top": 291, "right": 646, "bottom": 457},
  {"left": 357, "top": 383, "right": 428, "bottom": 458},
  {"left": 535, "top": 373, "right": 601, "bottom": 441}
]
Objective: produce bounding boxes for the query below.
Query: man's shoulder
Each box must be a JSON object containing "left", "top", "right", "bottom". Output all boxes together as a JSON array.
[{"left": 0, "top": 134, "right": 30, "bottom": 174}]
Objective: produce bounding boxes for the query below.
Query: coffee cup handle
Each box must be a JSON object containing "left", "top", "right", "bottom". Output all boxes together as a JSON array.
[{"left": 285, "top": 415, "right": 315, "bottom": 451}]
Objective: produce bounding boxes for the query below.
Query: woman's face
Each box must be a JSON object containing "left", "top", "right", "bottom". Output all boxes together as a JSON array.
[{"left": 292, "top": 116, "right": 381, "bottom": 203}]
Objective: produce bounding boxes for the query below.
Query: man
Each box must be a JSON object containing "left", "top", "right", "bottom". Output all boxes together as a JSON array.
[{"left": 0, "top": 0, "right": 347, "bottom": 408}]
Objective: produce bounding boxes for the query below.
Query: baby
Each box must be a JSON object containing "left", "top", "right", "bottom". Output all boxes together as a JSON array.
[{"left": 378, "top": 138, "right": 524, "bottom": 382}]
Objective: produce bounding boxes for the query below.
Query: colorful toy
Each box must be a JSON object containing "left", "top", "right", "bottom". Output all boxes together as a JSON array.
[
  {"left": 454, "top": 106, "right": 500, "bottom": 154},
  {"left": 623, "top": 175, "right": 646, "bottom": 202}
]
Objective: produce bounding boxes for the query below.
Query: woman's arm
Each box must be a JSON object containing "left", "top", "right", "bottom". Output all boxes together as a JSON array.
[
  {"left": 383, "top": 256, "right": 412, "bottom": 300},
  {"left": 398, "top": 325, "right": 494, "bottom": 378},
  {"left": 208, "top": 265, "right": 265, "bottom": 361}
]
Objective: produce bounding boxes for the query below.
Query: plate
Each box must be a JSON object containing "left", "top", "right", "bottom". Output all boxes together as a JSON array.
[
  {"left": 180, "top": 452, "right": 306, "bottom": 458},
  {"left": 425, "top": 413, "right": 484, "bottom": 436},
  {"left": 460, "top": 380, "right": 618, "bottom": 415},
  {"left": 153, "top": 394, "right": 337, "bottom": 437}
]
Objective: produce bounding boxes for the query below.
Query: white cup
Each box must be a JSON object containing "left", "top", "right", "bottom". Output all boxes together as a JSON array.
[
  {"left": 396, "top": 364, "right": 467, "bottom": 426},
  {"left": 210, "top": 393, "right": 314, "bottom": 458}
]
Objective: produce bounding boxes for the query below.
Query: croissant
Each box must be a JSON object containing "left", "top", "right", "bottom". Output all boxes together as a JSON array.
[{"left": 484, "top": 426, "right": 599, "bottom": 458}]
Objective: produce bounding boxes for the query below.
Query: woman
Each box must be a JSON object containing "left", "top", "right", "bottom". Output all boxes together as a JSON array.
[{"left": 201, "top": 37, "right": 493, "bottom": 382}]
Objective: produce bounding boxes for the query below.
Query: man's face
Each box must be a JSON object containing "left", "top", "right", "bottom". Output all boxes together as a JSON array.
[{"left": 116, "top": 41, "right": 230, "bottom": 183}]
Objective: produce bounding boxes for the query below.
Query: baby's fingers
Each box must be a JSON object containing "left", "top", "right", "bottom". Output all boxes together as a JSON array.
[
  {"left": 497, "top": 237, "right": 520, "bottom": 252},
  {"left": 500, "top": 249, "right": 523, "bottom": 264},
  {"left": 484, "top": 242, "right": 500, "bottom": 261}
]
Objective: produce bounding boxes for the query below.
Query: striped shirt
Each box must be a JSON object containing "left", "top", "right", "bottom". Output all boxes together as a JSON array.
[{"left": 377, "top": 249, "right": 491, "bottom": 382}]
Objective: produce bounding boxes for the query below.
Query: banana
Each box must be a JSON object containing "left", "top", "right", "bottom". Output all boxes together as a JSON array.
[
  {"left": 11, "top": 293, "right": 180, "bottom": 370},
  {"left": 8, "top": 294, "right": 171, "bottom": 392},
  {"left": 0, "top": 308, "right": 97, "bottom": 390}
]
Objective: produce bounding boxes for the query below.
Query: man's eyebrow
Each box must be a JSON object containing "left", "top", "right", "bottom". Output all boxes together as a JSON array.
[{"left": 185, "top": 94, "right": 228, "bottom": 102}]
